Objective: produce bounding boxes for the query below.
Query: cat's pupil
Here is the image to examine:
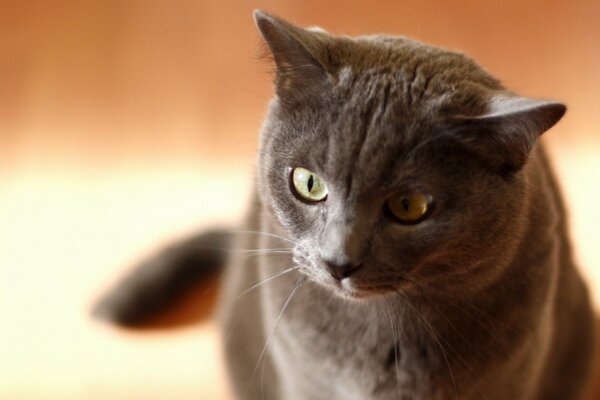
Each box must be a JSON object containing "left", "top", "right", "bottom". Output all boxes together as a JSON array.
[
  {"left": 307, "top": 175, "right": 314, "bottom": 192},
  {"left": 402, "top": 196, "right": 410, "bottom": 211}
]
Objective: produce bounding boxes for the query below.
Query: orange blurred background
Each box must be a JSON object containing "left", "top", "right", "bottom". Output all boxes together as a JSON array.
[{"left": 1, "top": 1, "right": 599, "bottom": 399}]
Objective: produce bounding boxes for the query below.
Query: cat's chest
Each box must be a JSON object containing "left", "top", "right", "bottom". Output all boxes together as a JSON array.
[{"left": 261, "top": 276, "right": 449, "bottom": 399}]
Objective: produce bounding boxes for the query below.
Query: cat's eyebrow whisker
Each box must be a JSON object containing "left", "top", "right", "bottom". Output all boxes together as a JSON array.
[
  {"left": 243, "top": 275, "right": 306, "bottom": 400},
  {"left": 235, "top": 264, "right": 300, "bottom": 300}
]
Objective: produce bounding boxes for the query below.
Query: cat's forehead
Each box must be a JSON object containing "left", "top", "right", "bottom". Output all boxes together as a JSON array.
[
  {"left": 316, "top": 84, "right": 430, "bottom": 196},
  {"left": 302, "top": 38, "right": 500, "bottom": 191},
  {"left": 331, "top": 37, "right": 500, "bottom": 112},
  {"left": 265, "top": 31, "right": 507, "bottom": 197}
]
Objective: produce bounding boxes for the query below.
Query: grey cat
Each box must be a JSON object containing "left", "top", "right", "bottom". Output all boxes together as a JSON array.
[{"left": 94, "top": 10, "right": 597, "bottom": 400}]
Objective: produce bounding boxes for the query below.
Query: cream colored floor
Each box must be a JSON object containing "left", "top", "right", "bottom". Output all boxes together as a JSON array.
[{"left": 1, "top": 1, "right": 599, "bottom": 399}]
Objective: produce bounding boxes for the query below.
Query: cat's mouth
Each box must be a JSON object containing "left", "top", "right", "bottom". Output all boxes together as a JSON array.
[
  {"left": 316, "top": 271, "right": 412, "bottom": 301},
  {"left": 331, "top": 277, "right": 370, "bottom": 299},
  {"left": 321, "top": 274, "right": 395, "bottom": 300}
]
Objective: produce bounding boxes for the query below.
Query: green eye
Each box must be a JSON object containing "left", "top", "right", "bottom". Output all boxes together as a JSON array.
[
  {"left": 290, "top": 167, "right": 328, "bottom": 203},
  {"left": 386, "top": 192, "right": 433, "bottom": 224}
]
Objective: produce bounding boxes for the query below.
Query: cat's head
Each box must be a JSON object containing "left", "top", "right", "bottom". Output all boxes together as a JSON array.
[{"left": 254, "top": 11, "right": 565, "bottom": 300}]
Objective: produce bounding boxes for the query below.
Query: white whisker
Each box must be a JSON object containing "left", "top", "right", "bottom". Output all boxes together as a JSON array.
[
  {"left": 243, "top": 276, "right": 306, "bottom": 400},
  {"left": 187, "top": 244, "right": 293, "bottom": 254},
  {"left": 385, "top": 301, "right": 401, "bottom": 387},
  {"left": 397, "top": 288, "right": 458, "bottom": 400},
  {"left": 229, "top": 229, "right": 304, "bottom": 248},
  {"left": 236, "top": 264, "right": 299, "bottom": 300}
]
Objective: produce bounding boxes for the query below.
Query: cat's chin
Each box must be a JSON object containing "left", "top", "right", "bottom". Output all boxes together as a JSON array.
[{"left": 320, "top": 277, "right": 389, "bottom": 301}]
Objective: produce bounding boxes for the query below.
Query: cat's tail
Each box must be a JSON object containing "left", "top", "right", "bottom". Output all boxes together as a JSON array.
[{"left": 91, "top": 229, "right": 231, "bottom": 327}]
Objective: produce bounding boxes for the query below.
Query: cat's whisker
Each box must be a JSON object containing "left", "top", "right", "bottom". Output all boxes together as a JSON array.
[
  {"left": 187, "top": 244, "right": 294, "bottom": 254},
  {"left": 227, "top": 229, "right": 305, "bottom": 249},
  {"left": 395, "top": 288, "right": 458, "bottom": 400},
  {"left": 399, "top": 276, "right": 477, "bottom": 356},
  {"left": 222, "top": 264, "right": 300, "bottom": 350},
  {"left": 398, "top": 273, "right": 497, "bottom": 396},
  {"left": 353, "top": 317, "right": 372, "bottom": 356},
  {"left": 445, "top": 297, "right": 510, "bottom": 353},
  {"left": 243, "top": 276, "right": 306, "bottom": 400},
  {"left": 240, "top": 250, "right": 294, "bottom": 260},
  {"left": 238, "top": 248, "right": 294, "bottom": 253},
  {"left": 396, "top": 287, "right": 488, "bottom": 399},
  {"left": 185, "top": 243, "right": 294, "bottom": 263},
  {"left": 384, "top": 301, "right": 401, "bottom": 387},
  {"left": 460, "top": 301, "right": 510, "bottom": 350},
  {"left": 235, "top": 264, "right": 300, "bottom": 300},
  {"left": 429, "top": 305, "right": 488, "bottom": 372},
  {"left": 406, "top": 270, "right": 509, "bottom": 352}
]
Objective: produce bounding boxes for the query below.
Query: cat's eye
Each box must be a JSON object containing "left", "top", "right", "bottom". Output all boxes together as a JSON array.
[
  {"left": 385, "top": 192, "right": 433, "bottom": 224},
  {"left": 290, "top": 167, "right": 328, "bottom": 203}
]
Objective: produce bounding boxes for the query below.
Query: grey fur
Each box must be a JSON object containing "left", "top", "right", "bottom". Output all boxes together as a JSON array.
[{"left": 218, "top": 10, "right": 596, "bottom": 400}]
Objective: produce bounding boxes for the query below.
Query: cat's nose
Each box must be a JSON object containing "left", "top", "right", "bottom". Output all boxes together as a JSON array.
[{"left": 324, "top": 260, "right": 362, "bottom": 280}]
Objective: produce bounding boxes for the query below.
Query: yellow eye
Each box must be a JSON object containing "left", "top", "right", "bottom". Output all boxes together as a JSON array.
[
  {"left": 386, "top": 192, "right": 433, "bottom": 224},
  {"left": 291, "top": 167, "right": 328, "bottom": 203}
]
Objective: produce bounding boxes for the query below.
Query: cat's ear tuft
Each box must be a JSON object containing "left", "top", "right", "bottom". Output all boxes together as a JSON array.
[
  {"left": 453, "top": 95, "right": 566, "bottom": 174},
  {"left": 253, "top": 10, "right": 330, "bottom": 104}
]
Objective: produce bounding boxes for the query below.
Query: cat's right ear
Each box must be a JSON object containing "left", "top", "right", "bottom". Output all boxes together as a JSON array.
[{"left": 253, "top": 10, "right": 330, "bottom": 104}]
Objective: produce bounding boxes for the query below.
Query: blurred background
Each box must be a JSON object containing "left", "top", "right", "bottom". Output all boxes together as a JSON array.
[{"left": 1, "top": 1, "right": 599, "bottom": 399}]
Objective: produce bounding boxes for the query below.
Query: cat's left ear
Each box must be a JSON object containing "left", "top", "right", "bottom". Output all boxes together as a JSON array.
[
  {"left": 453, "top": 95, "right": 566, "bottom": 174},
  {"left": 253, "top": 10, "right": 332, "bottom": 104}
]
